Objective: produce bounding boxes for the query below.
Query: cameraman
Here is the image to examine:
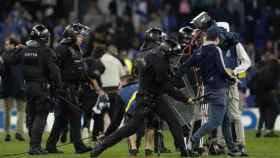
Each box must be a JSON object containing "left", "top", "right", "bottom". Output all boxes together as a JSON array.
[{"left": 216, "top": 22, "right": 251, "bottom": 156}]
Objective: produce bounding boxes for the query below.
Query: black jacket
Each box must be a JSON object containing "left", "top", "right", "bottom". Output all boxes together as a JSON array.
[
  {"left": 4, "top": 41, "right": 62, "bottom": 85},
  {"left": 55, "top": 43, "right": 84, "bottom": 82},
  {"left": 177, "top": 42, "right": 231, "bottom": 90},
  {"left": 135, "top": 45, "right": 187, "bottom": 102}
]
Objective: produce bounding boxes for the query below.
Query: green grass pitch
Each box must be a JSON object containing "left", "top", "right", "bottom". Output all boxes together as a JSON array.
[{"left": 0, "top": 131, "right": 280, "bottom": 158}]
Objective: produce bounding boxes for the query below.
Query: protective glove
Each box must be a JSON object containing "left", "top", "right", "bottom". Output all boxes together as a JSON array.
[{"left": 92, "top": 94, "right": 110, "bottom": 114}]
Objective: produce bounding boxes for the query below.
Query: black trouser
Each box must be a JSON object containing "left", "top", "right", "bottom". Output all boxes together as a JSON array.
[
  {"left": 98, "top": 94, "right": 187, "bottom": 153},
  {"left": 81, "top": 86, "right": 98, "bottom": 129},
  {"left": 47, "top": 85, "right": 85, "bottom": 150},
  {"left": 257, "top": 91, "right": 279, "bottom": 131},
  {"left": 92, "top": 92, "right": 125, "bottom": 139},
  {"left": 104, "top": 93, "right": 125, "bottom": 136},
  {"left": 26, "top": 82, "right": 50, "bottom": 148}
]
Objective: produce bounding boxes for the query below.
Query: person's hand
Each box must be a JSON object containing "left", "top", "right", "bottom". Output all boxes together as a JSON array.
[
  {"left": 186, "top": 97, "right": 194, "bottom": 105},
  {"left": 96, "top": 89, "right": 106, "bottom": 96},
  {"left": 16, "top": 44, "right": 25, "bottom": 49},
  {"left": 225, "top": 68, "right": 238, "bottom": 79}
]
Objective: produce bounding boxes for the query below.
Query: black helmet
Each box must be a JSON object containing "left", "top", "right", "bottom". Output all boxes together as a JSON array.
[
  {"left": 30, "top": 24, "right": 50, "bottom": 43},
  {"left": 144, "top": 27, "right": 166, "bottom": 44},
  {"left": 178, "top": 26, "right": 193, "bottom": 45},
  {"left": 160, "top": 39, "right": 182, "bottom": 57},
  {"left": 61, "top": 23, "right": 90, "bottom": 43}
]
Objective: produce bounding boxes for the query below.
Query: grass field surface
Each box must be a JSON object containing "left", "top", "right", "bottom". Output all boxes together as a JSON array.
[{"left": 0, "top": 131, "right": 280, "bottom": 158}]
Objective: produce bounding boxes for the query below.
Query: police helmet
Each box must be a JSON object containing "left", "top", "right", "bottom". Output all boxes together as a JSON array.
[
  {"left": 61, "top": 23, "right": 91, "bottom": 43},
  {"left": 178, "top": 26, "right": 194, "bottom": 45},
  {"left": 144, "top": 27, "right": 166, "bottom": 44},
  {"left": 30, "top": 24, "right": 50, "bottom": 43},
  {"left": 160, "top": 39, "right": 182, "bottom": 56}
]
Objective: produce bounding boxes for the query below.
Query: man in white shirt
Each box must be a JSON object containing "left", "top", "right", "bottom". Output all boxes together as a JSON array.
[
  {"left": 101, "top": 45, "right": 126, "bottom": 88},
  {"left": 94, "top": 45, "right": 126, "bottom": 139}
]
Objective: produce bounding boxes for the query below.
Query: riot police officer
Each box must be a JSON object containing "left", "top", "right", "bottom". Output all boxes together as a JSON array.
[
  {"left": 91, "top": 28, "right": 193, "bottom": 158},
  {"left": 46, "top": 23, "right": 91, "bottom": 153},
  {"left": 2, "top": 24, "right": 62, "bottom": 155}
]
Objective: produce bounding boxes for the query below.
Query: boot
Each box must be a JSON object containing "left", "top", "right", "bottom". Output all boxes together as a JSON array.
[
  {"left": 15, "top": 133, "right": 25, "bottom": 141},
  {"left": 4, "top": 134, "right": 11, "bottom": 142},
  {"left": 91, "top": 144, "right": 106, "bottom": 158},
  {"left": 28, "top": 146, "right": 48, "bottom": 155}
]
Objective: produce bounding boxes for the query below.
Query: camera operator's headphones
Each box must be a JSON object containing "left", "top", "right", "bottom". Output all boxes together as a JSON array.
[{"left": 144, "top": 27, "right": 166, "bottom": 44}]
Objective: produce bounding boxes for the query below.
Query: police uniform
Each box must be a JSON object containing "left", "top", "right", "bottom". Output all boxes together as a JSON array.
[
  {"left": 46, "top": 23, "right": 91, "bottom": 153},
  {"left": 91, "top": 30, "right": 191, "bottom": 158},
  {"left": 10, "top": 25, "right": 62, "bottom": 155},
  {"left": 46, "top": 43, "right": 91, "bottom": 153}
]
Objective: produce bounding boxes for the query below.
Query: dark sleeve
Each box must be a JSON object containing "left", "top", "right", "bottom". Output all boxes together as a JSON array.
[
  {"left": 214, "top": 47, "right": 230, "bottom": 78},
  {"left": 86, "top": 58, "right": 106, "bottom": 79},
  {"left": 54, "top": 45, "right": 67, "bottom": 67},
  {"left": 176, "top": 53, "right": 197, "bottom": 78},
  {"left": 96, "top": 60, "right": 105, "bottom": 74},
  {"left": 153, "top": 56, "right": 188, "bottom": 103},
  {"left": 44, "top": 48, "right": 62, "bottom": 85},
  {"left": 2, "top": 48, "right": 23, "bottom": 65}
]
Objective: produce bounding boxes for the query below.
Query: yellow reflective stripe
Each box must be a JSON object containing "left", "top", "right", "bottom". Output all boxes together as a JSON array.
[
  {"left": 125, "top": 91, "right": 138, "bottom": 112},
  {"left": 238, "top": 71, "right": 247, "bottom": 79},
  {"left": 124, "top": 58, "right": 133, "bottom": 74}
]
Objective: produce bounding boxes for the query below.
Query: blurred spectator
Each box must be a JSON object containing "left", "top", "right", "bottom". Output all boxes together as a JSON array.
[
  {"left": 261, "top": 39, "right": 277, "bottom": 63},
  {"left": 209, "top": 0, "right": 233, "bottom": 24},
  {"left": 227, "top": 0, "right": 245, "bottom": 32},
  {"left": 83, "top": 1, "right": 105, "bottom": 29},
  {"left": 1, "top": 37, "right": 26, "bottom": 142},
  {"left": 162, "top": 3, "right": 178, "bottom": 33},
  {"left": 253, "top": 57, "right": 280, "bottom": 137},
  {"left": 114, "top": 16, "right": 135, "bottom": 52},
  {"left": 146, "top": 12, "right": 161, "bottom": 29},
  {"left": 53, "top": 18, "right": 67, "bottom": 47}
]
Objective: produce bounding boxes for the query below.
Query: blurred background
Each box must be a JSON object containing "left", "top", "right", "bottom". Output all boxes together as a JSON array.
[
  {"left": 1, "top": 0, "right": 280, "bottom": 62},
  {"left": 0, "top": 0, "right": 280, "bottom": 131}
]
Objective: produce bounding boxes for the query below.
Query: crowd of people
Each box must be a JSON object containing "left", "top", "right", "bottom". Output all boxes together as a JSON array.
[{"left": 0, "top": 0, "right": 280, "bottom": 158}]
